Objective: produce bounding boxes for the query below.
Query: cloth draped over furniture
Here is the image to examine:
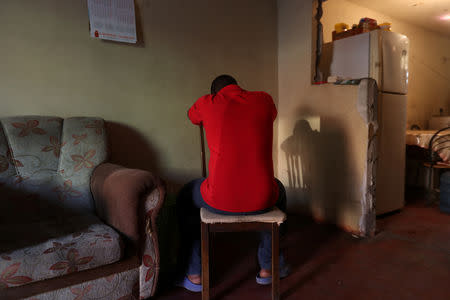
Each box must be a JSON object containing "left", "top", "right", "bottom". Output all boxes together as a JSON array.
[
  {"left": 406, "top": 129, "right": 450, "bottom": 163},
  {"left": 0, "top": 116, "right": 165, "bottom": 300}
]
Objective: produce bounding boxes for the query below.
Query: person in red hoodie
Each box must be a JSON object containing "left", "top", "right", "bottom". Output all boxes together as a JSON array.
[{"left": 176, "top": 75, "right": 289, "bottom": 292}]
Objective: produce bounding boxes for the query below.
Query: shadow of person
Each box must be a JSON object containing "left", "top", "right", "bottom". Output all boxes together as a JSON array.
[
  {"left": 279, "top": 116, "right": 356, "bottom": 298},
  {"left": 281, "top": 119, "right": 319, "bottom": 212},
  {"left": 282, "top": 114, "right": 357, "bottom": 222}
]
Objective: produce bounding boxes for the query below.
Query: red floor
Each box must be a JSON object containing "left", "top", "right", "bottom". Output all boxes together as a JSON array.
[{"left": 156, "top": 191, "right": 450, "bottom": 300}]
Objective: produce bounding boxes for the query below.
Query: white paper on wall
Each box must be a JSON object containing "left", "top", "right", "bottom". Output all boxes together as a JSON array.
[{"left": 87, "top": 0, "right": 137, "bottom": 43}]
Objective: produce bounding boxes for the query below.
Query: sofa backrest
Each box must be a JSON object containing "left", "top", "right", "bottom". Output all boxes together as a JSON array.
[{"left": 0, "top": 116, "right": 107, "bottom": 221}]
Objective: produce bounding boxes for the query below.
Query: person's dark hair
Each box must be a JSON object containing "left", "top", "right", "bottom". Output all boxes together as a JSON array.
[{"left": 210, "top": 75, "right": 237, "bottom": 94}]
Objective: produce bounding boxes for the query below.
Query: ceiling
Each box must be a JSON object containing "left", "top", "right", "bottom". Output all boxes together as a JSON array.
[{"left": 346, "top": 0, "right": 450, "bottom": 37}]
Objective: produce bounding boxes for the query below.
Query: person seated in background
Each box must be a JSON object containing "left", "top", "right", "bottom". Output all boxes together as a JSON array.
[{"left": 176, "top": 74, "right": 289, "bottom": 292}]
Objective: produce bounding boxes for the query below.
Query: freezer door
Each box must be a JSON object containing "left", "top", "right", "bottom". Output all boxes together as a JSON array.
[
  {"left": 376, "top": 93, "right": 407, "bottom": 215},
  {"left": 330, "top": 32, "right": 370, "bottom": 79},
  {"left": 382, "top": 31, "right": 409, "bottom": 94}
]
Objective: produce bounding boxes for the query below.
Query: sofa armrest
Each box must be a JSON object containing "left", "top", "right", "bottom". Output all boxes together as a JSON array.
[
  {"left": 90, "top": 163, "right": 165, "bottom": 297},
  {"left": 90, "top": 163, "right": 165, "bottom": 244}
]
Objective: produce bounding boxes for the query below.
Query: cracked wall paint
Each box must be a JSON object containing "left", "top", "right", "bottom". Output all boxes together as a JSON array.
[{"left": 357, "top": 79, "right": 378, "bottom": 236}]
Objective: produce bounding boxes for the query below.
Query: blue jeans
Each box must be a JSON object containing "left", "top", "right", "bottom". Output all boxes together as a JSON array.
[{"left": 176, "top": 178, "right": 287, "bottom": 276}]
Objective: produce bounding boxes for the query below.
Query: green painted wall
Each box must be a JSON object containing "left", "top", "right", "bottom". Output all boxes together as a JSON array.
[{"left": 0, "top": 0, "right": 278, "bottom": 189}]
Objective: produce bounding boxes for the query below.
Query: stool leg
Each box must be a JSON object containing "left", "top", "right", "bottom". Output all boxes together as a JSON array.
[
  {"left": 201, "top": 222, "right": 210, "bottom": 300},
  {"left": 272, "top": 223, "right": 280, "bottom": 300}
]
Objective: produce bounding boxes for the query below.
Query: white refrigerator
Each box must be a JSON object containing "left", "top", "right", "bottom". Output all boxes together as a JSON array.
[{"left": 330, "top": 30, "right": 410, "bottom": 215}]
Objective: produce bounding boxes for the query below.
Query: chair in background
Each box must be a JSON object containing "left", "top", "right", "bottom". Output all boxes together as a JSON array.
[{"left": 424, "top": 126, "right": 450, "bottom": 204}]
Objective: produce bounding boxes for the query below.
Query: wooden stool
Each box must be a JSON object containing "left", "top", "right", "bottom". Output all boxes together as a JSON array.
[{"left": 200, "top": 207, "right": 286, "bottom": 300}]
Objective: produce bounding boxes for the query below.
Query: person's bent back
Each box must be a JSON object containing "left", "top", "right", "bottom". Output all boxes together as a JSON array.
[
  {"left": 176, "top": 75, "right": 288, "bottom": 292},
  {"left": 188, "top": 78, "right": 278, "bottom": 213}
]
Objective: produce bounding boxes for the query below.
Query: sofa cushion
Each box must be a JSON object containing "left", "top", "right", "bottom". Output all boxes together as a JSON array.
[
  {"left": 0, "top": 215, "right": 123, "bottom": 289},
  {"left": 0, "top": 116, "right": 108, "bottom": 216}
]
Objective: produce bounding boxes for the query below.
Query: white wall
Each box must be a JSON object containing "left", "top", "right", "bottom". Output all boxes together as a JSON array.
[{"left": 278, "top": 0, "right": 375, "bottom": 235}]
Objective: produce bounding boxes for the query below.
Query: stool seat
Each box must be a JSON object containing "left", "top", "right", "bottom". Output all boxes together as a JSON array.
[{"left": 200, "top": 207, "right": 286, "bottom": 224}]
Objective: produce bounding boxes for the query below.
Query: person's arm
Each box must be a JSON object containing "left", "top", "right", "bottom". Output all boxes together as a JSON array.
[
  {"left": 271, "top": 101, "right": 278, "bottom": 122},
  {"left": 265, "top": 92, "right": 277, "bottom": 122},
  {"left": 188, "top": 95, "right": 207, "bottom": 125}
]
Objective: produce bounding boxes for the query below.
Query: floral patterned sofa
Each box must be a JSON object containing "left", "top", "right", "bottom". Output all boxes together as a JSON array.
[{"left": 0, "top": 116, "right": 165, "bottom": 300}]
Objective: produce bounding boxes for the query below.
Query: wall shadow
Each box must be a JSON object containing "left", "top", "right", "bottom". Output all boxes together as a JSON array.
[
  {"left": 106, "top": 121, "right": 162, "bottom": 175},
  {"left": 281, "top": 119, "right": 319, "bottom": 212},
  {"left": 281, "top": 114, "right": 356, "bottom": 228},
  {"left": 106, "top": 121, "right": 181, "bottom": 287},
  {"left": 279, "top": 114, "right": 357, "bottom": 297}
]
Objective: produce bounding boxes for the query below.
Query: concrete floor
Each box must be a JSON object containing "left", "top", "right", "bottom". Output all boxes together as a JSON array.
[{"left": 156, "top": 190, "right": 450, "bottom": 300}]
